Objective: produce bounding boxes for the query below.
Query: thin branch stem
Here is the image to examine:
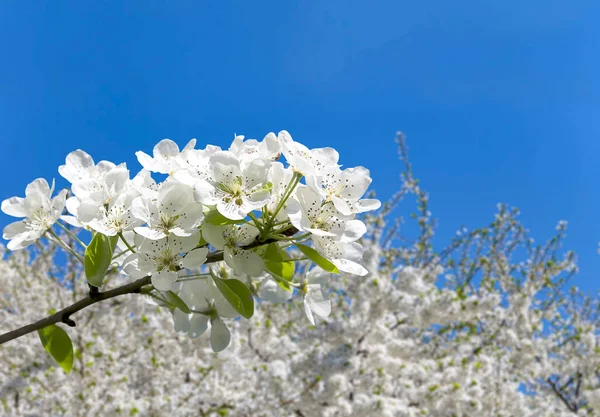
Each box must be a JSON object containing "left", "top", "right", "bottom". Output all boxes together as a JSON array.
[
  {"left": 118, "top": 232, "right": 136, "bottom": 253},
  {"left": 47, "top": 229, "right": 84, "bottom": 263},
  {"left": 56, "top": 221, "right": 87, "bottom": 249}
]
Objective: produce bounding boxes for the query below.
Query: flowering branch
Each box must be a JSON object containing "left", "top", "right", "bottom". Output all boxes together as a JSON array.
[
  {"left": 0, "top": 275, "right": 151, "bottom": 346},
  {"left": 0, "top": 130, "right": 381, "bottom": 363},
  {"left": 0, "top": 227, "right": 295, "bottom": 347}
]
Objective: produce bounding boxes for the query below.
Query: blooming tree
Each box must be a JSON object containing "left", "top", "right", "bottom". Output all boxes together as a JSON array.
[{"left": 1, "top": 133, "right": 599, "bottom": 416}]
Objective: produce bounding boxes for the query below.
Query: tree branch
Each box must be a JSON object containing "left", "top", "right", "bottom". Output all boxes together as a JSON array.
[
  {"left": 547, "top": 377, "right": 578, "bottom": 413},
  {"left": 0, "top": 230, "right": 299, "bottom": 346},
  {"left": 0, "top": 275, "right": 151, "bottom": 346}
]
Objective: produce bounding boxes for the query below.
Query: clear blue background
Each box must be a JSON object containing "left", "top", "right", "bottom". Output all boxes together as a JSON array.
[{"left": 1, "top": 1, "right": 598, "bottom": 291}]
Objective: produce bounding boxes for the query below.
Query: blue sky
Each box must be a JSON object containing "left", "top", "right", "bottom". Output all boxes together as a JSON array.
[{"left": 1, "top": 2, "right": 599, "bottom": 291}]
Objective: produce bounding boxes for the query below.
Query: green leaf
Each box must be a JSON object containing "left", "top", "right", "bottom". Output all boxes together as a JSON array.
[
  {"left": 263, "top": 243, "right": 295, "bottom": 290},
  {"left": 212, "top": 275, "right": 254, "bottom": 319},
  {"left": 205, "top": 210, "right": 245, "bottom": 226},
  {"left": 37, "top": 324, "right": 74, "bottom": 374},
  {"left": 166, "top": 291, "right": 191, "bottom": 314},
  {"left": 84, "top": 233, "right": 118, "bottom": 287},
  {"left": 295, "top": 243, "right": 340, "bottom": 274}
]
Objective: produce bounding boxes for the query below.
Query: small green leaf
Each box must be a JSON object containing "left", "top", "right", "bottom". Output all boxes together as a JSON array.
[
  {"left": 37, "top": 324, "right": 74, "bottom": 374},
  {"left": 205, "top": 210, "right": 245, "bottom": 226},
  {"left": 85, "top": 233, "right": 118, "bottom": 287},
  {"left": 166, "top": 291, "right": 191, "bottom": 314},
  {"left": 212, "top": 275, "right": 254, "bottom": 319},
  {"left": 295, "top": 243, "right": 340, "bottom": 274},
  {"left": 263, "top": 243, "right": 295, "bottom": 288}
]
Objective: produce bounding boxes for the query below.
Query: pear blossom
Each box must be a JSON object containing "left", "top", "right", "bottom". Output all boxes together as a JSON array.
[
  {"left": 202, "top": 223, "right": 265, "bottom": 276},
  {"left": 173, "top": 144, "right": 222, "bottom": 186},
  {"left": 1, "top": 179, "right": 67, "bottom": 250},
  {"left": 258, "top": 275, "right": 294, "bottom": 303},
  {"left": 58, "top": 149, "right": 120, "bottom": 185},
  {"left": 130, "top": 168, "right": 159, "bottom": 199},
  {"left": 287, "top": 186, "right": 367, "bottom": 241},
  {"left": 301, "top": 268, "right": 332, "bottom": 325},
  {"left": 171, "top": 278, "right": 239, "bottom": 352},
  {"left": 312, "top": 236, "right": 368, "bottom": 276},
  {"left": 131, "top": 181, "right": 204, "bottom": 240},
  {"left": 81, "top": 188, "right": 143, "bottom": 236},
  {"left": 306, "top": 166, "right": 382, "bottom": 216},
  {"left": 63, "top": 163, "right": 130, "bottom": 228},
  {"left": 278, "top": 130, "right": 339, "bottom": 176},
  {"left": 229, "top": 132, "right": 281, "bottom": 163},
  {"left": 123, "top": 232, "right": 208, "bottom": 291},
  {"left": 194, "top": 151, "right": 271, "bottom": 220},
  {"left": 135, "top": 138, "right": 196, "bottom": 175}
]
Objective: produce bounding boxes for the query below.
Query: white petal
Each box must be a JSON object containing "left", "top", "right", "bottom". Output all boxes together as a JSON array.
[
  {"left": 51, "top": 189, "right": 68, "bottom": 214},
  {"left": 7, "top": 236, "right": 37, "bottom": 251},
  {"left": 332, "top": 259, "right": 368, "bottom": 276},
  {"left": 3, "top": 221, "right": 28, "bottom": 239},
  {"left": 312, "top": 147, "right": 340, "bottom": 169},
  {"left": 122, "top": 254, "right": 147, "bottom": 278},
  {"left": 259, "top": 279, "right": 292, "bottom": 303},
  {"left": 181, "top": 248, "right": 208, "bottom": 269},
  {"left": 243, "top": 189, "right": 270, "bottom": 210},
  {"left": 178, "top": 202, "right": 204, "bottom": 230},
  {"left": 159, "top": 182, "right": 192, "bottom": 216},
  {"left": 296, "top": 186, "right": 322, "bottom": 215},
  {"left": 285, "top": 198, "right": 304, "bottom": 231},
  {"left": 210, "top": 151, "right": 241, "bottom": 184},
  {"left": 188, "top": 314, "right": 210, "bottom": 339},
  {"left": 135, "top": 151, "right": 159, "bottom": 172},
  {"left": 77, "top": 202, "right": 101, "bottom": 223},
  {"left": 59, "top": 150, "right": 95, "bottom": 183},
  {"left": 259, "top": 132, "right": 280, "bottom": 160},
  {"left": 65, "top": 197, "right": 80, "bottom": 216},
  {"left": 210, "top": 317, "right": 231, "bottom": 352},
  {"left": 170, "top": 232, "right": 201, "bottom": 253},
  {"left": 307, "top": 290, "right": 331, "bottom": 319},
  {"left": 354, "top": 198, "right": 381, "bottom": 213},
  {"left": 151, "top": 270, "right": 178, "bottom": 292},
  {"left": 341, "top": 220, "right": 367, "bottom": 242},
  {"left": 25, "top": 178, "right": 51, "bottom": 198},
  {"left": 130, "top": 196, "right": 156, "bottom": 223},
  {"left": 173, "top": 169, "right": 198, "bottom": 186},
  {"left": 1, "top": 197, "right": 25, "bottom": 217},
  {"left": 201, "top": 223, "right": 228, "bottom": 250},
  {"left": 331, "top": 195, "right": 352, "bottom": 216},
  {"left": 182, "top": 138, "right": 197, "bottom": 152},
  {"left": 193, "top": 179, "right": 218, "bottom": 205},
  {"left": 134, "top": 226, "right": 167, "bottom": 240},
  {"left": 60, "top": 215, "right": 83, "bottom": 228},
  {"left": 225, "top": 248, "right": 264, "bottom": 277},
  {"left": 216, "top": 201, "right": 245, "bottom": 221},
  {"left": 173, "top": 309, "right": 191, "bottom": 334},
  {"left": 303, "top": 298, "right": 315, "bottom": 325},
  {"left": 153, "top": 139, "right": 180, "bottom": 159}
]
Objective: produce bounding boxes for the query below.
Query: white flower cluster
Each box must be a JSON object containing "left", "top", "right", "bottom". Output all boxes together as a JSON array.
[{"left": 1, "top": 131, "right": 380, "bottom": 351}]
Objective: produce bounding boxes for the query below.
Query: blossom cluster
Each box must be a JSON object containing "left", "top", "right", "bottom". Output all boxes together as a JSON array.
[{"left": 1, "top": 131, "right": 380, "bottom": 351}]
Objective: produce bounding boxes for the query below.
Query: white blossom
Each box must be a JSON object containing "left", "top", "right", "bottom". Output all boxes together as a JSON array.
[
  {"left": 135, "top": 138, "right": 196, "bottom": 175},
  {"left": 123, "top": 232, "right": 208, "bottom": 291},
  {"left": 1, "top": 179, "right": 67, "bottom": 250}
]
